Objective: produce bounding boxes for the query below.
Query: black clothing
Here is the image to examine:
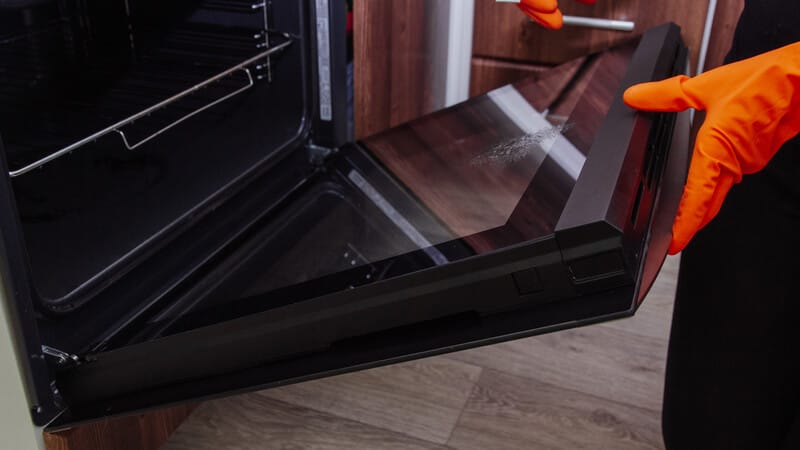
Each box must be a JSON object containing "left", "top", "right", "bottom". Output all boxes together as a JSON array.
[{"left": 661, "top": 1, "right": 800, "bottom": 449}]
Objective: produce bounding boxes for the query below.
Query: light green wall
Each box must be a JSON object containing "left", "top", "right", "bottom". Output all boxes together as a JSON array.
[{"left": 0, "top": 275, "right": 44, "bottom": 450}]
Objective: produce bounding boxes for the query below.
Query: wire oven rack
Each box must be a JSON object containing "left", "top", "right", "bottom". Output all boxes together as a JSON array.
[
  {"left": 2, "top": 18, "right": 293, "bottom": 178},
  {"left": 202, "top": 0, "right": 269, "bottom": 13}
]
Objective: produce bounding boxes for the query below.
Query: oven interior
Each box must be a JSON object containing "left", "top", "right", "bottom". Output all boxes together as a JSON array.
[
  {"left": 1, "top": 0, "right": 313, "bottom": 309},
  {"left": 1, "top": 0, "right": 455, "bottom": 354}
]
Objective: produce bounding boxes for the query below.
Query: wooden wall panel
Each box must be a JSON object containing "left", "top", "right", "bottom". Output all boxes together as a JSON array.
[
  {"left": 43, "top": 405, "right": 195, "bottom": 450},
  {"left": 472, "top": 0, "right": 710, "bottom": 72},
  {"left": 356, "top": 1, "right": 742, "bottom": 139},
  {"left": 354, "top": 1, "right": 439, "bottom": 138},
  {"left": 469, "top": 57, "right": 549, "bottom": 97},
  {"left": 702, "top": 0, "right": 745, "bottom": 71}
]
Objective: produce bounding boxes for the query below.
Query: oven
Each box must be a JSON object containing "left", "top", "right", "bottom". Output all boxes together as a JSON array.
[{"left": 0, "top": 0, "right": 689, "bottom": 428}]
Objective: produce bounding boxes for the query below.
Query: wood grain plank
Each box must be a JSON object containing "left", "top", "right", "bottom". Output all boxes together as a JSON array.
[
  {"left": 163, "top": 396, "right": 451, "bottom": 450},
  {"left": 260, "top": 358, "right": 482, "bottom": 444},
  {"left": 389, "top": 0, "right": 430, "bottom": 127},
  {"left": 449, "top": 324, "right": 669, "bottom": 413},
  {"left": 600, "top": 255, "right": 678, "bottom": 341},
  {"left": 472, "top": 0, "right": 709, "bottom": 72},
  {"left": 354, "top": 0, "right": 394, "bottom": 138},
  {"left": 448, "top": 369, "right": 663, "bottom": 450},
  {"left": 355, "top": 0, "right": 442, "bottom": 138},
  {"left": 44, "top": 405, "right": 195, "bottom": 450},
  {"left": 702, "top": 0, "right": 745, "bottom": 71},
  {"left": 469, "top": 57, "right": 551, "bottom": 97}
]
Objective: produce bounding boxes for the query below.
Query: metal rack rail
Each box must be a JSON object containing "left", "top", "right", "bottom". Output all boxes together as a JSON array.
[{"left": 7, "top": 31, "right": 292, "bottom": 178}]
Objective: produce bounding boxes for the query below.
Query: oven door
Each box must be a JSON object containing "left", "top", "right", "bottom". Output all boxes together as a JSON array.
[{"left": 49, "top": 23, "right": 689, "bottom": 426}]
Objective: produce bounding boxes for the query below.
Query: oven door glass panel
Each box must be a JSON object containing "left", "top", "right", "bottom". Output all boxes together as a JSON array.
[{"left": 135, "top": 38, "right": 640, "bottom": 343}]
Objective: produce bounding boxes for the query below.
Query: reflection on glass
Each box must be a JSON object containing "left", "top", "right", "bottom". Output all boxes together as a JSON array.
[
  {"left": 146, "top": 39, "right": 640, "bottom": 340},
  {"left": 362, "top": 39, "right": 636, "bottom": 252}
]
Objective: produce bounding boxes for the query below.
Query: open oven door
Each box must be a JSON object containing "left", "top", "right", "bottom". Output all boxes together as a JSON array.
[
  {"left": 1, "top": 18, "right": 689, "bottom": 426},
  {"left": 42, "top": 23, "right": 690, "bottom": 427}
]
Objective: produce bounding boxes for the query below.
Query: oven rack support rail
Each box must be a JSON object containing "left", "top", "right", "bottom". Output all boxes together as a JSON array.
[{"left": 7, "top": 31, "right": 293, "bottom": 179}]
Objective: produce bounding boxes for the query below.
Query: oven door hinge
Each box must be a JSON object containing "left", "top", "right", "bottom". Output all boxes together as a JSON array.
[
  {"left": 306, "top": 143, "right": 338, "bottom": 166},
  {"left": 41, "top": 345, "right": 80, "bottom": 367}
]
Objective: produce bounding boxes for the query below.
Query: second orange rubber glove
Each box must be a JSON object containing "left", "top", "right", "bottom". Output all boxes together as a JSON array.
[
  {"left": 516, "top": 0, "right": 596, "bottom": 30},
  {"left": 624, "top": 42, "right": 800, "bottom": 255}
]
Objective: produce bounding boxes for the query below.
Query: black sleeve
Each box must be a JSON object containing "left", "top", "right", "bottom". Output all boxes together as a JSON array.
[{"left": 726, "top": 0, "right": 800, "bottom": 63}]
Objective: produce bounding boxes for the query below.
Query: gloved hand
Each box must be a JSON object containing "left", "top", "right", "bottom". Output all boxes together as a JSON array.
[
  {"left": 514, "top": 0, "right": 597, "bottom": 29},
  {"left": 624, "top": 42, "right": 800, "bottom": 254}
]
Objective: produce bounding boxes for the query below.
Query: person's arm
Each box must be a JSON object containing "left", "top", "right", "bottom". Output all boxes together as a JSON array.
[
  {"left": 624, "top": 42, "right": 800, "bottom": 254},
  {"left": 501, "top": 0, "right": 596, "bottom": 29}
]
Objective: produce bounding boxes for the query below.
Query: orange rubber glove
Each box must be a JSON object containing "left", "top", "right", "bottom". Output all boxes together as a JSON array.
[
  {"left": 624, "top": 42, "right": 800, "bottom": 255},
  {"left": 516, "top": 0, "right": 597, "bottom": 29}
]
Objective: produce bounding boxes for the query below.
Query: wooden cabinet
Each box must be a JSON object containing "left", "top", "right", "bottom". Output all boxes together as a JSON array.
[
  {"left": 354, "top": 0, "right": 442, "bottom": 138},
  {"left": 470, "top": 0, "right": 743, "bottom": 96},
  {"left": 473, "top": 0, "right": 710, "bottom": 65},
  {"left": 43, "top": 405, "right": 195, "bottom": 450},
  {"left": 355, "top": 0, "right": 745, "bottom": 136}
]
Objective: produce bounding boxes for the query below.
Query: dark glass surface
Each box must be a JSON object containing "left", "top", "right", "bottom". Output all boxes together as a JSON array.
[{"left": 144, "top": 39, "right": 640, "bottom": 342}]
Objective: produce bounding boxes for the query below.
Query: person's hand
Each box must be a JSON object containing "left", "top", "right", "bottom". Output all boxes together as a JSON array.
[
  {"left": 624, "top": 42, "right": 800, "bottom": 254},
  {"left": 514, "top": 0, "right": 597, "bottom": 29}
]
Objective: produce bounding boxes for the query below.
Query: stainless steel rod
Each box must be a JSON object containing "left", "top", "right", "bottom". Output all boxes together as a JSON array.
[
  {"left": 562, "top": 15, "right": 635, "bottom": 32},
  {"left": 115, "top": 68, "right": 255, "bottom": 151},
  {"left": 9, "top": 36, "right": 292, "bottom": 178}
]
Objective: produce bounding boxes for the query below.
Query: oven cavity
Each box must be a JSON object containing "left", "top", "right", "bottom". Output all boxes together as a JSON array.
[{"left": 0, "top": 0, "right": 307, "bottom": 307}]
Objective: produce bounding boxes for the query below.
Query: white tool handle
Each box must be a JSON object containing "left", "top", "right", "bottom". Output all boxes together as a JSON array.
[
  {"left": 495, "top": 0, "right": 635, "bottom": 32},
  {"left": 562, "top": 15, "right": 634, "bottom": 31}
]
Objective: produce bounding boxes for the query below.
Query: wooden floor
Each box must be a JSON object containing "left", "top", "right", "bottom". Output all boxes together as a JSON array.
[{"left": 163, "top": 256, "right": 679, "bottom": 450}]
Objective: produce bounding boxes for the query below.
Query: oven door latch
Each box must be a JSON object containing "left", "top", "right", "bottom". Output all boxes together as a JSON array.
[{"left": 41, "top": 345, "right": 80, "bottom": 367}]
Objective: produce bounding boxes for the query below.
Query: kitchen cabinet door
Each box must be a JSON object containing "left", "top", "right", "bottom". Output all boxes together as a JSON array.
[
  {"left": 473, "top": 0, "right": 710, "bottom": 68},
  {"left": 471, "top": 0, "right": 746, "bottom": 96}
]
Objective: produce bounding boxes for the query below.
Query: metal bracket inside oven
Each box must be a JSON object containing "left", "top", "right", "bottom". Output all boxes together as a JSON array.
[
  {"left": 41, "top": 345, "right": 80, "bottom": 366},
  {"left": 8, "top": 33, "right": 293, "bottom": 178}
]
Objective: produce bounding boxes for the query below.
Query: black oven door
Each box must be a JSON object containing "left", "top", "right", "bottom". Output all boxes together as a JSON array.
[
  {"left": 43, "top": 26, "right": 688, "bottom": 426},
  {"left": 44, "top": 24, "right": 688, "bottom": 426}
]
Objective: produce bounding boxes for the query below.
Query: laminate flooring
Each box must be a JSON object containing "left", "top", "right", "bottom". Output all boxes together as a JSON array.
[{"left": 163, "top": 256, "right": 679, "bottom": 450}]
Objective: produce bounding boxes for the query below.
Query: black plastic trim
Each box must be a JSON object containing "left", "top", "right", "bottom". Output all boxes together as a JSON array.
[
  {"left": 0, "top": 136, "right": 60, "bottom": 425},
  {"left": 555, "top": 23, "right": 684, "bottom": 283},
  {"left": 309, "top": 0, "right": 348, "bottom": 149}
]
